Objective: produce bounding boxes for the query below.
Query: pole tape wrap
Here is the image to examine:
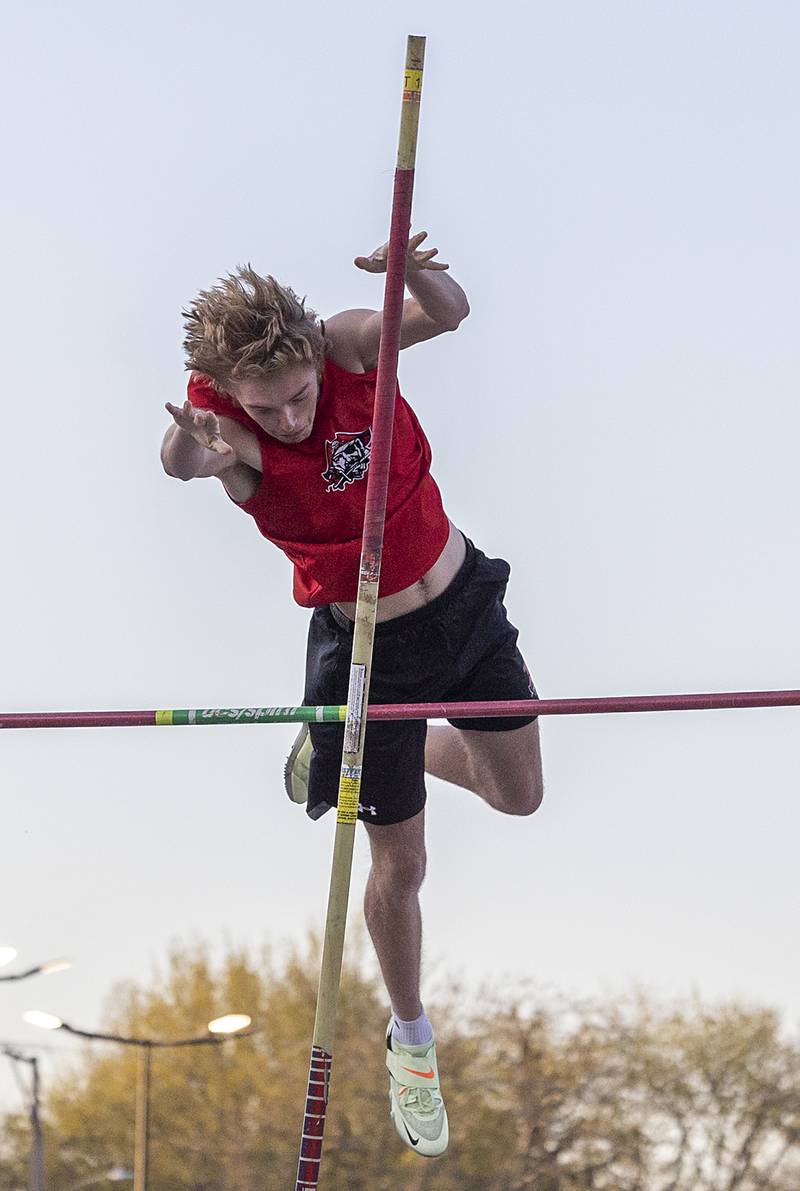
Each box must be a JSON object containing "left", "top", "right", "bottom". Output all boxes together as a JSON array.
[{"left": 295, "top": 1046, "right": 332, "bottom": 1190}]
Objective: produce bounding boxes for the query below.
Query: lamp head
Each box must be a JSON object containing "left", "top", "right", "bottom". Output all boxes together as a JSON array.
[
  {"left": 23, "top": 1010, "right": 63, "bottom": 1031},
  {"left": 207, "top": 1014, "right": 252, "bottom": 1035},
  {"left": 40, "top": 959, "right": 72, "bottom": 976}
]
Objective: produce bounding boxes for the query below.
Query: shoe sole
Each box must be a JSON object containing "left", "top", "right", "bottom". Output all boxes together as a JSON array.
[{"left": 283, "top": 724, "right": 309, "bottom": 804}]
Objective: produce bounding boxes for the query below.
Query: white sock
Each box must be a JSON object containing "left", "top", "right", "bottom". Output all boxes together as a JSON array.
[{"left": 391, "top": 1008, "right": 433, "bottom": 1049}]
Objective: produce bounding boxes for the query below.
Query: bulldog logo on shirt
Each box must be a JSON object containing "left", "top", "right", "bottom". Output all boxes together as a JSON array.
[{"left": 322, "top": 427, "right": 372, "bottom": 493}]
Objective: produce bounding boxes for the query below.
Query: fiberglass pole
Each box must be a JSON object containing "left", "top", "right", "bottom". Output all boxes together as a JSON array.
[{"left": 294, "top": 34, "right": 426, "bottom": 1191}]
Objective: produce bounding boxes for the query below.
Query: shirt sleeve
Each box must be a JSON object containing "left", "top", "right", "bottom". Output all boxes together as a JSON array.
[
  {"left": 186, "top": 372, "right": 261, "bottom": 435},
  {"left": 186, "top": 372, "right": 237, "bottom": 415}
]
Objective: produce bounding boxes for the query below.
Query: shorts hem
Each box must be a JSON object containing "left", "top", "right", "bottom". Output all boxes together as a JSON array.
[
  {"left": 447, "top": 713, "right": 538, "bottom": 732},
  {"left": 306, "top": 793, "right": 427, "bottom": 827}
]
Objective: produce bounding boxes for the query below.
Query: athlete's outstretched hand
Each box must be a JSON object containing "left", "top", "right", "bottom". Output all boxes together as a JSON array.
[
  {"left": 165, "top": 401, "right": 235, "bottom": 457},
  {"left": 355, "top": 230, "right": 449, "bottom": 274}
]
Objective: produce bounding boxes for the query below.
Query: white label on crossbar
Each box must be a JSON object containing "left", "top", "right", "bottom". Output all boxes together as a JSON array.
[{"left": 343, "top": 663, "right": 366, "bottom": 754}]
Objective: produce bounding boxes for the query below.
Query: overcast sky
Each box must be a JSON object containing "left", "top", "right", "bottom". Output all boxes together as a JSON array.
[{"left": 2, "top": 0, "right": 798, "bottom": 1119}]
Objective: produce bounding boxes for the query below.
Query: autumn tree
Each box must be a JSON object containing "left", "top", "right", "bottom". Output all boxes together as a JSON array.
[{"left": 0, "top": 941, "right": 798, "bottom": 1190}]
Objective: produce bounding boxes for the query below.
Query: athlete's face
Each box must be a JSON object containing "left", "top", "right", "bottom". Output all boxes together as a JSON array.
[{"left": 231, "top": 364, "right": 320, "bottom": 444}]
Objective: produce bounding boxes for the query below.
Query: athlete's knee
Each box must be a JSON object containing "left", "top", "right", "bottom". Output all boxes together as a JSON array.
[
  {"left": 512, "top": 779, "right": 544, "bottom": 816},
  {"left": 494, "top": 772, "right": 544, "bottom": 817},
  {"left": 370, "top": 840, "right": 427, "bottom": 894}
]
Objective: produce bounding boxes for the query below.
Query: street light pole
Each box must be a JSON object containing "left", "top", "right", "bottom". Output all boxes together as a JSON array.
[
  {"left": 2, "top": 1048, "right": 45, "bottom": 1191},
  {"left": 29, "top": 1056, "right": 45, "bottom": 1191},
  {"left": 133, "top": 1045, "right": 150, "bottom": 1191},
  {"left": 24, "top": 1013, "right": 254, "bottom": 1191}
]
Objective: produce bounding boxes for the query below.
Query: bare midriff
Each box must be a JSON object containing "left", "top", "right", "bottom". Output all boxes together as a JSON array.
[{"left": 333, "top": 520, "right": 466, "bottom": 624}]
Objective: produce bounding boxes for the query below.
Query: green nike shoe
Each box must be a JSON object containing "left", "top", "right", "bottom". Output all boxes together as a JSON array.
[
  {"left": 386, "top": 1021, "right": 449, "bottom": 1157},
  {"left": 284, "top": 724, "right": 312, "bottom": 805}
]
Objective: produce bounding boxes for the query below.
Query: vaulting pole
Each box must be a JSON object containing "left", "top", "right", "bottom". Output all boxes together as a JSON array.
[{"left": 294, "top": 35, "right": 426, "bottom": 1191}]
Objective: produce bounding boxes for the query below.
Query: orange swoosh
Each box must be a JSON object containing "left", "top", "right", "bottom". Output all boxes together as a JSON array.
[{"left": 400, "top": 1065, "right": 435, "bottom": 1079}]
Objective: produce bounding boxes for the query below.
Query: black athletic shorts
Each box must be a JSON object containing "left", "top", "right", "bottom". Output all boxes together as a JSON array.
[{"left": 303, "top": 537, "right": 538, "bottom": 826}]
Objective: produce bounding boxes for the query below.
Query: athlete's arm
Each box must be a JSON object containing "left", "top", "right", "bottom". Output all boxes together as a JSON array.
[
  {"left": 161, "top": 402, "right": 262, "bottom": 502},
  {"left": 326, "top": 231, "right": 470, "bottom": 372}
]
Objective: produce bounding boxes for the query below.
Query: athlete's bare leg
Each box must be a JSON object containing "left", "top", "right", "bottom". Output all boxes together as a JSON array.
[
  {"left": 424, "top": 720, "right": 543, "bottom": 815},
  {"left": 363, "top": 727, "right": 540, "bottom": 1018},
  {"left": 363, "top": 810, "right": 426, "bottom": 1020}
]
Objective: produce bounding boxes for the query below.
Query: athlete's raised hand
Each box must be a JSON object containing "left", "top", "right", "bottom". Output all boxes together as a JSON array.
[
  {"left": 355, "top": 230, "right": 449, "bottom": 274},
  {"left": 164, "top": 401, "right": 234, "bottom": 457}
]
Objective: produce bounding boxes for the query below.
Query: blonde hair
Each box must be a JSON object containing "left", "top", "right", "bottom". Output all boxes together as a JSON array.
[{"left": 182, "top": 265, "right": 325, "bottom": 392}]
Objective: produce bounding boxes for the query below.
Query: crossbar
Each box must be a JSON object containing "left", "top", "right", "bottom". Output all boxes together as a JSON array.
[{"left": 2, "top": 690, "right": 799, "bottom": 730}]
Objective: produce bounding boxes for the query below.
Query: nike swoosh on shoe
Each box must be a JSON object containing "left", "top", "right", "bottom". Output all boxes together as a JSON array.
[{"left": 403, "top": 1123, "right": 420, "bottom": 1147}]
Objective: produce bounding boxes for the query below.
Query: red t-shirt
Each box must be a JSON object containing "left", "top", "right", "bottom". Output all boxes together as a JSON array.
[{"left": 187, "top": 358, "right": 450, "bottom": 607}]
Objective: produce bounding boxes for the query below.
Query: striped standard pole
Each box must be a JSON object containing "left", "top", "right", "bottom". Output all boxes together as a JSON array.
[{"left": 294, "top": 35, "right": 427, "bottom": 1191}]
